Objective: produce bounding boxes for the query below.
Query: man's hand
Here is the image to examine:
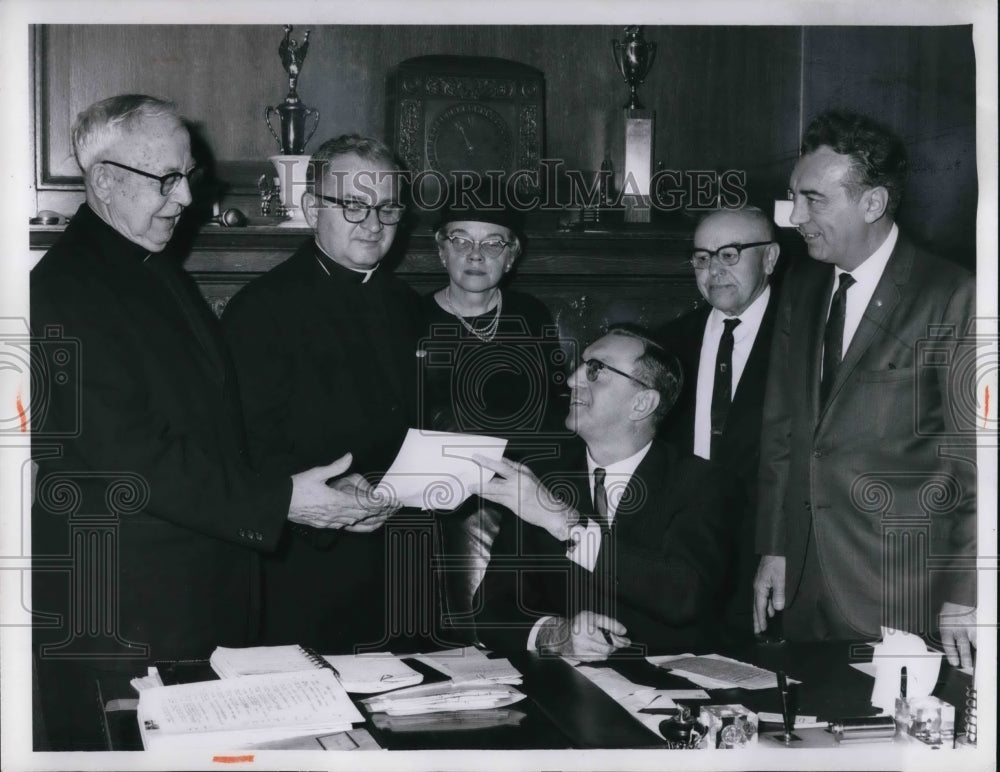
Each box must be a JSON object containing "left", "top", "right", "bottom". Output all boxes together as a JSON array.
[
  {"left": 939, "top": 601, "right": 977, "bottom": 670},
  {"left": 471, "top": 455, "right": 578, "bottom": 541},
  {"left": 288, "top": 453, "right": 400, "bottom": 531},
  {"left": 536, "top": 611, "right": 630, "bottom": 662},
  {"left": 753, "top": 554, "right": 786, "bottom": 634}
]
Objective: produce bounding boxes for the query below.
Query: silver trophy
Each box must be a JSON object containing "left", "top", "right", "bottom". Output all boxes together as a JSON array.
[
  {"left": 265, "top": 25, "right": 320, "bottom": 155},
  {"left": 612, "top": 26, "right": 657, "bottom": 110}
]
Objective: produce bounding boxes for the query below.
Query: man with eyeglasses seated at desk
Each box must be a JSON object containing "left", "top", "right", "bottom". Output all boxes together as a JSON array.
[
  {"left": 222, "top": 135, "right": 431, "bottom": 655},
  {"left": 473, "top": 326, "right": 736, "bottom": 661}
]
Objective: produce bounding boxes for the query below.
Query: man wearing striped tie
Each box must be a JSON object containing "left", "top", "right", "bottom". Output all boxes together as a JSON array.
[{"left": 474, "top": 326, "right": 734, "bottom": 661}]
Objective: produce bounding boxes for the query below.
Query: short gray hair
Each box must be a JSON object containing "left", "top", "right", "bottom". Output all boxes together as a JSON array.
[{"left": 72, "top": 94, "right": 182, "bottom": 174}]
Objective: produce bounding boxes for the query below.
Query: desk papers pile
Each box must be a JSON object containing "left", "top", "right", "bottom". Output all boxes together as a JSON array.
[
  {"left": 137, "top": 670, "right": 364, "bottom": 751},
  {"left": 362, "top": 647, "right": 525, "bottom": 716},
  {"left": 322, "top": 653, "right": 424, "bottom": 693},
  {"left": 413, "top": 646, "right": 522, "bottom": 685},
  {"left": 361, "top": 681, "right": 526, "bottom": 716}
]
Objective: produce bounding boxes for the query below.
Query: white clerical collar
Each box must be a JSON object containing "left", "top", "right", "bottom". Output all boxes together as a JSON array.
[{"left": 314, "top": 240, "right": 380, "bottom": 283}]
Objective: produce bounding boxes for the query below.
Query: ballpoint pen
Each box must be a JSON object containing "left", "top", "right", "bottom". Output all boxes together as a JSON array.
[{"left": 776, "top": 669, "right": 800, "bottom": 744}]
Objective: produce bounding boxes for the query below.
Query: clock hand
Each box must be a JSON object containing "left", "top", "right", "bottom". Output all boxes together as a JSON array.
[{"left": 455, "top": 123, "right": 475, "bottom": 154}]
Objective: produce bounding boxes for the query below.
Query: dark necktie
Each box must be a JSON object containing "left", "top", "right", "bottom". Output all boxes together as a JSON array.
[
  {"left": 821, "top": 273, "right": 856, "bottom": 405},
  {"left": 593, "top": 467, "right": 609, "bottom": 527},
  {"left": 710, "top": 317, "right": 741, "bottom": 459}
]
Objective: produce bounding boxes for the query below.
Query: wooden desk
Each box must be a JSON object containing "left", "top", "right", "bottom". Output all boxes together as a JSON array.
[{"left": 97, "top": 642, "right": 972, "bottom": 751}]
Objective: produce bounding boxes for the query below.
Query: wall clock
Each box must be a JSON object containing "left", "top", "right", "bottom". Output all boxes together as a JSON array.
[{"left": 386, "top": 55, "right": 545, "bottom": 207}]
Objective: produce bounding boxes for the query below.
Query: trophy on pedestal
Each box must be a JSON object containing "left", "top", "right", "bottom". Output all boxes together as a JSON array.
[
  {"left": 612, "top": 26, "right": 656, "bottom": 223},
  {"left": 265, "top": 25, "right": 320, "bottom": 226}
]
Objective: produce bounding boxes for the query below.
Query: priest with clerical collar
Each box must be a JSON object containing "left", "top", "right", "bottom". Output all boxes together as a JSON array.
[{"left": 222, "top": 134, "right": 432, "bottom": 654}]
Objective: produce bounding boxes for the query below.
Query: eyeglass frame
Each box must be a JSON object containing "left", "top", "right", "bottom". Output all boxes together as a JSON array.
[
  {"left": 689, "top": 240, "right": 773, "bottom": 270},
  {"left": 315, "top": 194, "right": 406, "bottom": 225},
  {"left": 583, "top": 358, "right": 654, "bottom": 390},
  {"left": 440, "top": 233, "right": 514, "bottom": 259},
  {"left": 100, "top": 160, "right": 201, "bottom": 196}
]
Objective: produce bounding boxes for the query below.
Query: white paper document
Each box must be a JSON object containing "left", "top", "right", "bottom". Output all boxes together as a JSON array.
[
  {"left": 414, "top": 646, "right": 522, "bottom": 685},
  {"left": 322, "top": 653, "right": 424, "bottom": 693},
  {"left": 361, "top": 681, "right": 526, "bottom": 716},
  {"left": 375, "top": 429, "right": 507, "bottom": 510},
  {"left": 647, "top": 653, "right": 783, "bottom": 690},
  {"left": 137, "top": 669, "right": 363, "bottom": 751}
]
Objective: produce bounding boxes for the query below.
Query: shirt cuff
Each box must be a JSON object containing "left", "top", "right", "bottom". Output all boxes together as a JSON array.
[
  {"left": 526, "top": 616, "right": 554, "bottom": 651},
  {"left": 565, "top": 521, "right": 603, "bottom": 572}
]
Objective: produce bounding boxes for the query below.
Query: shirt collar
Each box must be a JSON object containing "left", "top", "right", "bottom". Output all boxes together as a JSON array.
[
  {"left": 706, "top": 284, "right": 771, "bottom": 342},
  {"left": 586, "top": 439, "right": 653, "bottom": 480},
  {"left": 836, "top": 222, "right": 898, "bottom": 285},
  {"left": 313, "top": 240, "right": 380, "bottom": 284}
]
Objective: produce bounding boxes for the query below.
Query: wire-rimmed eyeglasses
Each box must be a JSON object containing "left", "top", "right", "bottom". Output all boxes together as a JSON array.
[
  {"left": 583, "top": 358, "right": 653, "bottom": 390},
  {"left": 689, "top": 240, "right": 772, "bottom": 270},
  {"left": 101, "top": 160, "right": 203, "bottom": 196},
  {"left": 316, "top": 194, "right": 406, "bottom": 225}
]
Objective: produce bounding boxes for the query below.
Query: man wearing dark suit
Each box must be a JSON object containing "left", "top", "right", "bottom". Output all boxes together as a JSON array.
[
  {"left": 753, "top": 110, "right": 977, "bottom": 669},
  {"left": 30, "top": 96, "right": 384, "bottom": 750},
  {"left": 474, "top": 327, "right": 733, "bottom": 660},
  {"left": 222, "top": 135, "right": 430, "bottom": 654},
  {"left": 657, "top": 207, "right": 779, "bottom": 642}
]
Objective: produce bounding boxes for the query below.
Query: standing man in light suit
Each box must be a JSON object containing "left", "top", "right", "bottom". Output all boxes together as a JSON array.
[
  {"left": 753, "top": 110, "right": 977, "bottom": 668},
  {"left": 657, "top": 207, "right": 779, "bottom": 642}
]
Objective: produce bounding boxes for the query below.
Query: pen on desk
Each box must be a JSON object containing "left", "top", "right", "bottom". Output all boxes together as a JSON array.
[
  {"left": 777, "top": 669, "right": 795, "bottom": 741},
  {"left": 900, "top": 666, "right": 907, "bottom": 699}
]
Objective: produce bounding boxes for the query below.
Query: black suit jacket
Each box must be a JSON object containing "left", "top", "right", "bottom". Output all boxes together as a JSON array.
[
  {"left": 756, "top": 233, "right": 976, "bottom": 638},
  {"left": 656, "top": 293, "right": 778, "bottom": 639},
  {"left": 475, "top": 439, "right": 735, "bottom": 656},
  {"left": 30, "top": 205, "right": 291, "bottom": 748},
  {"left": 221, "top": 240, "right": 430, "bottom": 653}
]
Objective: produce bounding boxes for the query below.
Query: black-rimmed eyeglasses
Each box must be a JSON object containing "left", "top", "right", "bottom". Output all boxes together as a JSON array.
[
  {"left": 583, "top": 358, "right": 653, "bottom": 390},
  {"left": 101, "top": 160, "right": 202, "bottom": 196},
  {"left": 441, "top": 234, "right": 512, "bottom": 259},
  {"left": 689, "top": 240, "right": 772, "bottom": 270},
  {"left": 316, "top": 194, "right": 406, "bottom": 225}
]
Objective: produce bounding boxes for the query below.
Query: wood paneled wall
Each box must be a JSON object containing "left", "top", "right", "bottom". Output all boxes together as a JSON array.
[{"left": 31, "top": 24, "right": 977, "bottom": 267}]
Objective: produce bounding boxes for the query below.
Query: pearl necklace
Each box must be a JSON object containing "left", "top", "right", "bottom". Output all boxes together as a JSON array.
[{"left": 445, "top": 287, "right": 503, "bottom": 342}]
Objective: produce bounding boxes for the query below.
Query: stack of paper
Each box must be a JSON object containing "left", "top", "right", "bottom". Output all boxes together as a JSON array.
[
  {"left": 646, "top": 653, "right": 782, "bottom": 690},
  {"left": 137, "top": 670, "right": 364, "bottom": 751},
  {"left": 322, "top": 653, "right": 424, "bottom": 693},
  {"left": 361, "top": 681, "right": 526, "bottom": 716},
  {"left": 210, "top": 644, "right": 329, "bottom": 679},
  {"left": 414, "top": 646, "right": 522, "bottom": 685}
]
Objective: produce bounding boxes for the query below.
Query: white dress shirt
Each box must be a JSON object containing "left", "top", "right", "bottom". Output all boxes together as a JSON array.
[
  {"left": 525, "top": 440, "right": 653, "bottom": 650},
  {"left": 693, "top": 285, "right": 771, "bottom": 460},
  {"left": 827, "top": 223, "right": 897, "bottom": 361}
]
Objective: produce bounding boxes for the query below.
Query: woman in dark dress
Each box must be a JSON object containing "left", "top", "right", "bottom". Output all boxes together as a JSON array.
[{"left": 420, "top": 201, "right": 566, "bottom": 642}]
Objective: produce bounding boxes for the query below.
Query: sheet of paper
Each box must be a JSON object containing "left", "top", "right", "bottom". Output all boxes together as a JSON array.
[
  {"left": 647, "top": 653, "right": 784, "bottom": 690},
  {"left": 375, "top": 429, "right": 507, "bottom": 510},
  {"left": 322, "top": 653, "right": 423, "bottom": 693},
  {"left": 414, "top": 646, "right": 522, "bottom": 685}
]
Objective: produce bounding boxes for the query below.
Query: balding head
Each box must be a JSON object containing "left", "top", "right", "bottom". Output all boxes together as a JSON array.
[{"left": 691, "top": 207, "right": 779, "bottom": 317}]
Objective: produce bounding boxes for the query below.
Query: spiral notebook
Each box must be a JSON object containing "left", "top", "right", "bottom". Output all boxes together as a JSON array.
[{"left": 209, "top": 644, "right": 338, "bottom": 679}]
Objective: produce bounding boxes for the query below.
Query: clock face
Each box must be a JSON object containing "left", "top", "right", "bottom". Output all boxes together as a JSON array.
[{"left": 427, "top": 103, "right": 513, "bottom": 180}]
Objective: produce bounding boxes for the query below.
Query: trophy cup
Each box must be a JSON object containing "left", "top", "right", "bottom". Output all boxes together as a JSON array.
[
  {"left": 265, "top": 25, "right": 320, "bottom": 226},
  {"left": 612, "top": 26, "right": 656, "bottom": 224},
  {"left": 612, "top": 25, "right": 657, "bottom": 110}
]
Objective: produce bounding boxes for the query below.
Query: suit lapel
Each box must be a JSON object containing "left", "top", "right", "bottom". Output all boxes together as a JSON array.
[
  {"left": 804, "top": 264, "right": 835, "bottom": 423},
  {"left": 818, "top": 239, "right": 911, "bottom": 426},
  {"left": 729, "top": 291, "right": 777, "bottom": 416}
]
